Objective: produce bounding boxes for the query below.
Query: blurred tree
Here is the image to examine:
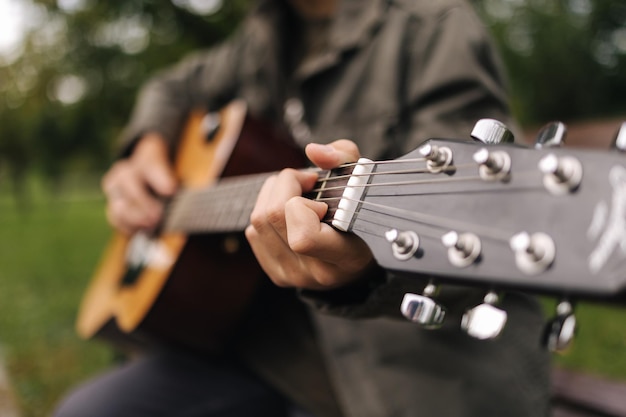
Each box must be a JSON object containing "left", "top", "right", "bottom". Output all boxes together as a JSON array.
[
  {"left": 474, "top": 0, "right": 626, "bottom": 126},
  {"left": 1, "top": 0, "right": 626, "bottom": 194},
  {"left": 0, "top": 0, "right": 250, "bottom": 195}
]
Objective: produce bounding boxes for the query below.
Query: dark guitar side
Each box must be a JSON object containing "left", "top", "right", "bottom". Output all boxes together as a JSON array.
[{"left": 76, "top": 101, "right": 308, "bottom": 354}]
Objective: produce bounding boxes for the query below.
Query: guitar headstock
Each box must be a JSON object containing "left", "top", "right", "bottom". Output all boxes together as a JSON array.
[{"left": 320, "top": 119, "right": 626, "bottom": 350}]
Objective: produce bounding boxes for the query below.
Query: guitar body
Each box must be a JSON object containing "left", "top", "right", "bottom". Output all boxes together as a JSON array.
[{"left": 76, "top": 101, "right": 307, "bottom": 353}]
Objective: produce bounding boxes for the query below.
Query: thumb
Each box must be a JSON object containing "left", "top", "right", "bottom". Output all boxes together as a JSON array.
[{"left": 305, "top": 139, "right": 360, "bottom": 169}]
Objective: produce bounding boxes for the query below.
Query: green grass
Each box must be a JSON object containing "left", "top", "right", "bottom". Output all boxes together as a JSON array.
[
  {"left": 0, "top": 178, "right": 117, "bottom": 417},
  {"left": 1, "top": 176, "right": 626, "bottom": 416},
  {"left": 550, "top": 301, "right": 626, "bottom": 379}
]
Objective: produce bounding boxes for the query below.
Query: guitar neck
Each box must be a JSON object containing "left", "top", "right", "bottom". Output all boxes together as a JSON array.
[
  {"left": 161, "top": 134, "right": 626, "bottom": 302},
  {"left": 162, "top": 166, "right": 349, "bottom": 234},
  {"left": 162, "top": 173, "right": 274, "bottom": 234}
]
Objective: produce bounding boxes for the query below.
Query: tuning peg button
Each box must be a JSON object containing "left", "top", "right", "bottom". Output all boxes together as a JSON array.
[
  {"left": 509, "top": 232, "right": 556, "bottom": 275},
  {"left": 385, "top": 229, "right": 420, "bottom": 261},
  {"left": 542, "top": 300, "right": 576, "bottom": 353},
  {"left": 471, "top": 119, "right": 514, "bottom": 144},
  {"left": 535, "top": 121, "right": 567, "bottom": 149},
  {"left": 611, "top": 122, "right": 626, "bottom": 152},
  {"left": 461, "top": 291, "right": 507, "bottom": 340},
  {"left": 419, "top": 144, "right": 453, "bottom": 173},
  {"left": 473, "top": 148, "right": 511, "bottom": 181},
  {"left": 442, "top": 231, "right": 481, "bottom": 268},
  {"left": 538, "top": 154, "right": 583, "bottom": 195},
  {"left": 401, "top": 284, "right": 446, "bottom": 329}
]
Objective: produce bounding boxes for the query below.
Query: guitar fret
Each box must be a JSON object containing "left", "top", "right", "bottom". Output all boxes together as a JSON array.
[{"left": 163, "top": 174, "right": 271, "bottom": 234}]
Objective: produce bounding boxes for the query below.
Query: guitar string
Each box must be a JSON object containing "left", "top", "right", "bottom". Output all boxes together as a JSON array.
[
  {"left": 322, "top": 196, "right": 517, "bottom": 242},
  {"left": 164, "top": 159, "right": 542, "bottom": 237},
  {"left": 309, "top": 165, "right": 470, "bottom": 191},
  {"left": 325, "top": 204, "right": 451, "bottom": 242},
  {"left": 163, "top": 175, "right": 269, "bottom": 232},
  {"left": 311, "top": 164, "right": 543, "bottom": 244},
  {"left": 166, "top": 157, "right": 507, "bottom": 205},
  {"left": 314, "top": 170, "right": 539, "bottom": 199},
  {"left": 331, "top": 157, "right": 429, "bottom": 168},
  {"left": 166, "top": 158, "right": 469, "bottom": 210},
  {"left": 165, "top": 177, "right": 540, "bottom": 235},
  {"left": 315, "top": 172, "right": 481, "bottom": 192}
]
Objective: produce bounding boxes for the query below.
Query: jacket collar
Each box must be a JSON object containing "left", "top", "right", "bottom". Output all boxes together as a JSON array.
[
  {"left": 255, "top": 0, "right": 388, "bottom": 79},
  {"left": 331, "top": 0, "right": 387, "bottom": 51},
  {"left": 299, "top": 0, "right": 387, "bottom": 78}
]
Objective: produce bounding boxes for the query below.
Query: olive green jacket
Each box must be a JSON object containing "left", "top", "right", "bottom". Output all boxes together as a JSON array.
[{"left": 120, "top": 0, "right": 551, "bottom": 416}]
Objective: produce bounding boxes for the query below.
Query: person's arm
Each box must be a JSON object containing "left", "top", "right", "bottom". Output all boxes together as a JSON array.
[
  {"left": 117, "top": 30, "right": 248, "bottom": 157},
  {"left": 103, "top": 25, "right": 252, "bottom": 232}
]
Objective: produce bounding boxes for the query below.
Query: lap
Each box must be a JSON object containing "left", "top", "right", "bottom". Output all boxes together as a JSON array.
[{"left": 53, "top": 349, "right": 290, "bottom": 417}]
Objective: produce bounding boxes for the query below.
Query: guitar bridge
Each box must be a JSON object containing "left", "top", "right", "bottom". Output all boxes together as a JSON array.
[
  {"left": 331, "top": 158, "right": 374, "bottom": 232},
  {"left": 122, "top": 233, "right": 175, "bottom": 285}
]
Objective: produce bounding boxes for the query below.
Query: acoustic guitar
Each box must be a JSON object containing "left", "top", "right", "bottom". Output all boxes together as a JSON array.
[
  {"left": 77, "top": 101, "right": 626, "bottom": 353},
  {"left": 76, "top": 100, "right": 309, "bottom": 353}
]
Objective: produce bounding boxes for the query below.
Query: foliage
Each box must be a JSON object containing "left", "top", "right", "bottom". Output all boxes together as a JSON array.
[
  {"left": 474, "top": 0, "right": 626, "bottom": 125},
  {"left": 0, "top": 179, "right": 113, "bottom": 417},
  {"left": 0, "top": 0, "right": 250, "bottom": 192},
  {"left": 1, "top": 0, "right": 626, "bottom": 186}
]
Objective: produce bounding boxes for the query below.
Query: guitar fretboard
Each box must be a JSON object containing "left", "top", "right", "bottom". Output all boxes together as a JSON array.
[
  {"left": 162, "top": 173, "right": 274, "bottom": 234},
  {"left": 161, "top": 165, "right": 353, "bottom": 235}
]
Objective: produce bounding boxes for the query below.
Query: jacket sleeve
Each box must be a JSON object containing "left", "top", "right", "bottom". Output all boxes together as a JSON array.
[
  {"left": 300, "top": 4, "right": 519, "bottom": 319},
  {"left": 116, "top": 30, "right": 248, "bottom": 156}
]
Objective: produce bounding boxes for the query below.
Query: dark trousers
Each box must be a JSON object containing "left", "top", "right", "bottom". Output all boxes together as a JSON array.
[{"left": 53, "top": 349, "right": 314, "bottom": 417}]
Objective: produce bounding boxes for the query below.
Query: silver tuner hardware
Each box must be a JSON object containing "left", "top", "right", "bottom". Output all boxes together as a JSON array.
[
  {"left": 509, "top": 232, "right": 556, "bottom": 275},
  {"left": 418, "top": 143, "right": 453, "bottom": 173},
  {"left": 542, "top": 300, "right": 576, "bottom": 353},
  {"left": 534, "top": 121, "right": 567, "bottom": 149},
  {"left": 538, "top": 153, "right": 583, "bottom": 195},
  {"left": 442, "top": 231, "right": 481, "bottom": 268},
  {"left": 472, "top": 148, "right": 512, "bottom": 181},
  {"left": 461, "top": 291, "right": 507, "bottom": 340},
  {"left": 471, "top": 119, "right": 514, "bottom": 144},
  {"left": 400, "top": 283, "right": 446, "bottom": 329},
  {"left": 611, "top": 122, "right": 626, "bottom": 152},
  {"left": 385, "top": 229, "right": 420, "bottom": 261}
]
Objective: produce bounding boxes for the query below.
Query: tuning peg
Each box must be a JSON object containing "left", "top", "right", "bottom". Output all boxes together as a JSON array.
[
  {"left": 472, "top": 148, "right": 512, "bottom": 181},
  {"left": 461, "top": 291, "right": 507, "bottom": 340},
  {"left": 400, "top": 283, "right": 446, "bottom": 329},
  {"left": 385, "top": 229, "right": 420, "bottom": 261},
  {"left": 418, "top": 143, "right": 453, "bottom": 173},
  {"left": 611, "top": 122, "right": 626, "bottom": 152},
  {"left": 442, "top": 231, "right": 481, "bottom": 268},
  {"left": 509, "top": 231, "right": 556, "bottom": 275},
  {"left": 538, "top": 153, "right": 583, "bottom": 195},
  {"left": 534, "top": 121, "right": 567, "bottom": 149},
  {"left": 542, "top": 300, "right": 576, "bottom": 353},
  {"left": 471, "top": 119, "right": 514, "bottom": 144}
]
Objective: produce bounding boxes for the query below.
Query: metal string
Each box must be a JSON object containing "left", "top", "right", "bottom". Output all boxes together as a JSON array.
[
  {"left": 164, "top": 158, "right": 538, "bottom": 239},
  {"left": 324, "top": 196, "right": 515, "bottom": 242}
]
